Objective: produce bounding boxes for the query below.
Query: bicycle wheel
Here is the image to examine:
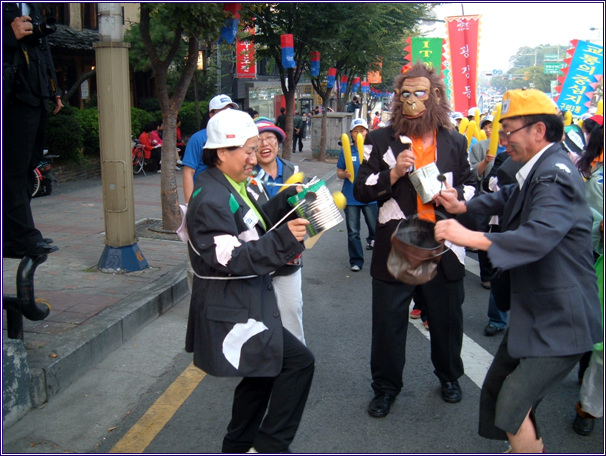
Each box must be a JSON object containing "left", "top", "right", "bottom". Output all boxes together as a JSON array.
[
  {"left": 32, "top": 168, "right": 42, "bottom": 197},
  {"left": 133, "top": 148, "right": 145, "bottom": 175}
]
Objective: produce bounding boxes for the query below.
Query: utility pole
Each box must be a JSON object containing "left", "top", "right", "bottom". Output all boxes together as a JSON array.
[{"left": 94, "top": 3, "right": 148, "bottom": 272}]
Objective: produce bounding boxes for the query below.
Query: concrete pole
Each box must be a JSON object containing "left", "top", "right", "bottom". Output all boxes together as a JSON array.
[{"left": 94, "top": 3, "right": 148, "bottom": 272}]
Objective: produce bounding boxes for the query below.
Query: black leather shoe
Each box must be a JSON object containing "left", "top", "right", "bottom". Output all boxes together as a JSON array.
[
  {"left": 484, "top": 324, "right": 503, "bottom": 336},
  {"left": 43, "top": 238, "right": 54, "bottom": 245},
  {"left": 368, "top": 393, "right": 395, "bottom": 417},
  {"left": 573, "top": 413, "right": 594, "bottom": 436},
  {"left": 440, "top": 380, "right": 462, "bottom": 403}
]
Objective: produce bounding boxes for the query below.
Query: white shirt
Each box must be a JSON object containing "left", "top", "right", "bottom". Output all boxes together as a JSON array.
[{"left": 515, "top": 143, "right": 554, "bottom": 189}]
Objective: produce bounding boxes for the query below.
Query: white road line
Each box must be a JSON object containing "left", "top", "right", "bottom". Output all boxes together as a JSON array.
[{"left": 409, "top": 256, "right": 494, "bottom": 388}]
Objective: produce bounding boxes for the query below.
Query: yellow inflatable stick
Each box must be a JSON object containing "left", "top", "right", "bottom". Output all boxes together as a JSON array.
[
  {"left": 596, "top": 100, "right": 603, "bottom": 116},
  {"left": 563, "top": 110, "right": 572, "bottom": 126},
  {"left": 458, "top": 117, "right": 469, "bottom": 135},
  {"left": 356, "top": 132, "right": 364, "bottom": 164},
  {"left": 342, "top": 133, "right": 355, "bottom": 183},
  {"left": 278, "top": 171, "right": 305, "bottom": 193},
  {"left": 479, "top": 130, "right": 487, "bottom": 141},
  {"left": 474, "top": 108, "right": 480, "bottom": 125},
  {"left": 487, "top": 103, "right": 502, "bottom": 157}
]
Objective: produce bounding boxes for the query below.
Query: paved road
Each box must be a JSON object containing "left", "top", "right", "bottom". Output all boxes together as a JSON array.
[{"left": 2, "top": 179, "right": 603, "bottom": 454}]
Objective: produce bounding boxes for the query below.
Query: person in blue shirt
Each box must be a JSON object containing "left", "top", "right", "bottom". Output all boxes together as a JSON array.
[
  {"left": 182, "top": 94, "right": 238, "bottom": 203},
  {"left": 336, "top": 118, "right": 378, "bottom": 271}
]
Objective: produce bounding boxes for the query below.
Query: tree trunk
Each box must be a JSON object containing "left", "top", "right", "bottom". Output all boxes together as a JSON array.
[{"left": 282, "top": 90, "right": 296, "bottom": 161}]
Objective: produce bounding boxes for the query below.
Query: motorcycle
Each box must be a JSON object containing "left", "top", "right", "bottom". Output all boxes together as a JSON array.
[{"left": 32, "top": 149, "right": 58, "bottom": 198}]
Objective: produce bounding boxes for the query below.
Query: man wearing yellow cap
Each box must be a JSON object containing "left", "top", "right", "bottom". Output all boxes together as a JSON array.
[{"left": 434, "top": 89, "right": 602, "bottom": 453}]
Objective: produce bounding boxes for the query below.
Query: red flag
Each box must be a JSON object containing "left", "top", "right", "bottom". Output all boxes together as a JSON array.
[
  {"left": 236, "top": 27, "right": 256, "bottom": 79},
  {"left": 445, "top": 15, "right": 480, "bottom": 114}
]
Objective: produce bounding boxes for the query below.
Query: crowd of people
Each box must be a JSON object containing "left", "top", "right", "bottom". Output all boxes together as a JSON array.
[{"left": 129, "top": 61, "right": 603, "bottom": 453}]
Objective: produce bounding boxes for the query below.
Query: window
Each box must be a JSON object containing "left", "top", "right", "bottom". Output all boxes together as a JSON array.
[{"left": 82, "top": 4, "right": 97, "bottom": 30}]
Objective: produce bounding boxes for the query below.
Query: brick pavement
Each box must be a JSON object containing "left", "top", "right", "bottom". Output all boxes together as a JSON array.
[{"left": 2, "top": 146, "right": 336, "bottom": 416}]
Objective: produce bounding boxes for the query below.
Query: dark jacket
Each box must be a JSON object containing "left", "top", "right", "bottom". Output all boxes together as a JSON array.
[
  {"left": 354, "top": 125, "right": 476, "bottom": 282},
  {"left": 185, "top": 167, "right": 304, "bottom": 377},
  {"left": 3, "top": 3, "right": 60, "bottom": 109},
  {"left": 467, "top": 144, "right": 602, "bottom": 358}
]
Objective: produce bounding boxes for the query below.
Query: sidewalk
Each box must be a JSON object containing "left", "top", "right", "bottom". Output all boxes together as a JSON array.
[{"left": 2, "top": 146, "right": 337, "bottom": 426}]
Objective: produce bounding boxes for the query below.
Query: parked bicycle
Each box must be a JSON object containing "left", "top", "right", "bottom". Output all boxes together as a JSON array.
[
  {"left": 132, "top": 138, "right": 146, "bottom": 176},
  {"left": 32, "top": 149, "right": 59, "bottom": 198}
]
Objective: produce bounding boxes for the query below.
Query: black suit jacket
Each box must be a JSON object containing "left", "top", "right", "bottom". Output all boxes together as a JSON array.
[
  {"left": 354, "top": 125, "right": 476, "bottom": 282},
  {"left": 3, "top": 2, "right": 60, "bottom": 109}
]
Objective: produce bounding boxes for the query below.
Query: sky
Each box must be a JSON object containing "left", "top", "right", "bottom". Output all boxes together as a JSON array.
[{"left": 420, "top": 2, "right": 604, "bottom": 72}]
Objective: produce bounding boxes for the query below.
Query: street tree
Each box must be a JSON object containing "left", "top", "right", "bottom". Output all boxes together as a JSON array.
[
  {"left": 132, "top": 3, "right": 227, "bottom": 231},
  {"left": 308, "top": 3, "right": 431, "bottom": 159},
  {"left": 240, "top": 3, "right": 341, "bottom": 161}
]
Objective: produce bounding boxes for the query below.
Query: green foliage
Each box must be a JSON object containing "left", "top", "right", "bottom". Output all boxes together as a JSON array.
[
  {"left": 46, "top": 105, "right": 84, "bottom": 164},
  {"left": 138, "top": 97, "right": 161, "bottom": 113},
  {"left": 131, "top": 107, "right": 155, "bottom": 137},
  {"left": 74, "top": 107, "right": 99, "bottom": 156},
  {"left": 178, "top": 101, "right": 208, "bottom": 135}
]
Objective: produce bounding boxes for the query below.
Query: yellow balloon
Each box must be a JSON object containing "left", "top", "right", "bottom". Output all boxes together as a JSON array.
[
  {"left": 487, "top": 103, "right": 502, "bottom": 157},
  {"left": 458, "top": 117, "right": 469, "bottom": 135},
  {"left": 332, "top": 191, "right": 347, "bottom": 210},
  {"left": 342, "top": 133, "right": 355, "bottom": 183},
  {"left": 356, "top": 132, "right": 364, "bottom": 164},
  {"left": 278, "top": 171, "right": 305, "bottom": 193},
  {"left": 563, "top": 111, "right": 573, "bottom": 126}
]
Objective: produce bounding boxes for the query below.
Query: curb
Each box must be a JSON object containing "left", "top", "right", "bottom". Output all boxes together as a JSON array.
[{"left": 26, "top": 264, "right": 189, "bottom": 408}]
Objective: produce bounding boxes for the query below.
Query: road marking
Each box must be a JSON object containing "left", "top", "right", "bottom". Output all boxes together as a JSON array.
[
  {"left": 409, "top": 256, "right": 494, "bottom": 388},
  {"left": 110, "top": 362, "right": 206, "bottom": 453}
]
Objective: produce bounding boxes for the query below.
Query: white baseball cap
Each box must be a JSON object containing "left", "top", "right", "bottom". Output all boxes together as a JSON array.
[
  {"left": 204, "top": 109, "right": 259, "bottom": 150},
  {"left": 479, "top": 115, "right": 494, "bottom": 129},
  {"left": 452, "top": 112, "right": 464, "bottom": 120},
  {"left": 350, "top": 118, "right": 368, "bottom": 131},
  {"left": 209, "top": 94, "right": 239, "bottom": 112}
]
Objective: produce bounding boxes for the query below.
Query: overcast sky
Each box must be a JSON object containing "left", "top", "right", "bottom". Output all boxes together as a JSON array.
[{"left": 420, "top": 2, "right": 604, "bottom": 71}]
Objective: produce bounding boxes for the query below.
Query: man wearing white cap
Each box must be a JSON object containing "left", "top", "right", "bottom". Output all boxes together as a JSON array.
[
  {"left": 435, "top": 88, "right": 601, "bottom": 453},
  {"left": 185, "top": 109, "right": 314, "bottom": 454},
  {"left": 182, "top": 94, "right": 239, "bottom": 203}
]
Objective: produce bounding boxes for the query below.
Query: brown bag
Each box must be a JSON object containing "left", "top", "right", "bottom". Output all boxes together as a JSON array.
[{"left": 387, "top": 218, "right": 446, "bottom": 285}]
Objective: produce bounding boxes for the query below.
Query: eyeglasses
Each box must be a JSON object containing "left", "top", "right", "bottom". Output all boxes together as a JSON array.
[
  {"left": 259, "top": 136, "right": 278, "bottom": 145},
  {"left": 497, "top": 121, "right": 538, "bottom": 141}
]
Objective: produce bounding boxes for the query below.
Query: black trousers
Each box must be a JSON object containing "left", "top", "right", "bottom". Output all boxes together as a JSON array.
[
  {"left": 222, "top": 328, "right": 315, "bottom": 453},
  {"left": 292, "top": 132, "right": 303, "bottom": 153},
  {"left": 2, "top": 99, "right": 47, "bottom": 253},
  {"left": 370, "top": 267, "right": 464, "bottom": 396}
]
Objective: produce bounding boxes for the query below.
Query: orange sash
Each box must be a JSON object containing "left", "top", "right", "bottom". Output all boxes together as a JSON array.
[{"left": 412, "top": 136, "right": 436, "bottom": 223}]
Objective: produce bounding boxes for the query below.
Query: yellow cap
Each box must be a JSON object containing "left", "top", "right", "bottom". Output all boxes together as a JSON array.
[{"left": 500, "top": 89, "right": 558, "bottom": 120}]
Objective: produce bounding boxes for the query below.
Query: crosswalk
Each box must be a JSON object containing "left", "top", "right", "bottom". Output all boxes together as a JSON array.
[{"left": 410, "top": 256, "right": 494, "bottom": 388}]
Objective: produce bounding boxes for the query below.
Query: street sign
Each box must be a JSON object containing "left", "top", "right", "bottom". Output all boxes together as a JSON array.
[
  {"left": 544, "top": 61, "right": 565, "bottom": 74},
  {"left": 544, "top": 54, "right": 559, "bottom": 61}
]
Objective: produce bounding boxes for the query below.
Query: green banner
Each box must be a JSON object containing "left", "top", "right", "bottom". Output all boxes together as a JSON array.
[{"left": 410, "top": 37, "right": 444, "bottom": 75}]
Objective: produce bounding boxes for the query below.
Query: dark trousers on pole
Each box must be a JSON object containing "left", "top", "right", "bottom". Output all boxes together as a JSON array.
[
  {"left": 370, "top": 267, "right": 464, "bottom": 396},
  {"left": 2, "top": 100, "right": 47, "bottom": 254},
  {"left": 222, "top": 329, "right": 314, "bottom": 453}
]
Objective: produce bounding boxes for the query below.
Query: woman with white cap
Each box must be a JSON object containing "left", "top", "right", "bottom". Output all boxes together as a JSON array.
[{"left": 185, "top": 109, "right": 314, "bottom": 453}]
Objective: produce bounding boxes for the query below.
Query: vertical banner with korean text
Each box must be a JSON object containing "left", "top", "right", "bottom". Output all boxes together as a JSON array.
[
  {"left": 555, "top": 40, "right": 603, "bottom": 117},
  {"left": 445, "top": 15, "right": 481, "bottom": 115},
  {"left": 236, "top": 27, "right": 256, "bottom": 79}
]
